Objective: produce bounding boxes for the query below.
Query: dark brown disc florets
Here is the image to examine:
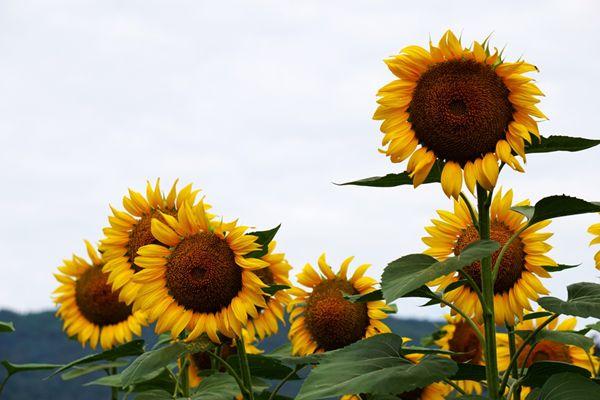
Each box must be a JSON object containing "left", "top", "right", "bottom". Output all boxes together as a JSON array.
[
  {"left": 518, "top": 340, "right": 572, "bottom": 368},
  {"left": 448, "top": 321, "right": 483, "bottom": 364},
  {"left": 127, "top": 209, "right": 176, "bottom": 271}
]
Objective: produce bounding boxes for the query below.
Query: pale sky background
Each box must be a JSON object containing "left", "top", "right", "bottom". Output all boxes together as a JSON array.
[{"left": 1, "top": 0, "right": 599, "bottom": 323}]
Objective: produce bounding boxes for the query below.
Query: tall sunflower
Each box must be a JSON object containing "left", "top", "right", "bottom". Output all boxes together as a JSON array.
[
  {"left": 245, "top": 241, "right": 292, "bottom": 340},
  {"left": 375, "top": 30, "right": 544, "bottom": 198},
  {"left": 132, "top": 201, "right": 270, "bottom": 343},
  {"left": 53, "top": 241, "right": 147, "bottom": 349},
  {"left": 434, "top": 314, "right": 484, "bottom": 395},
  {"left": 288, "top": 254, "right": 390, "bottom": 356},
  {"left": 588, "top": 219, "right": 600, "bottom": 269},
  {"left": 424, "top": 189, "right": 556, "bottom": 325},
  {"left": 101, "top": 179, "right": 208, "bottom": 305}
]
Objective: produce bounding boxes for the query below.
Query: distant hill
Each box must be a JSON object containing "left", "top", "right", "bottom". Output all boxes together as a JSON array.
[{"left": 0, "top": 310, "right": 439, "bottom": 399}]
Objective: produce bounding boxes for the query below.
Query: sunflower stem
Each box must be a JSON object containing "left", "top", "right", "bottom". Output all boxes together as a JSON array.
[
  {"left": 236, "top": 336, "right": 254, "bottom": 400},
  {"left": 179, "top": 356, "right": 190, "bottom": 397},
  {"left": 459, "top": 192, "right": 479, "bottom": 230},
  {"left": 437, "top": 296, "right": 485, "bottom": 346},
  {"left": 476, "top": 184, "right": 500, "bottom": 400},
  {"left": 443, "top": 379, "right": 467, "bottom": 396},
  {"left": 506, "top": 325, "right": 522, "bottom": 400},
  {"left": 206, "top": 351, "right": 248, "bottom": 395}
]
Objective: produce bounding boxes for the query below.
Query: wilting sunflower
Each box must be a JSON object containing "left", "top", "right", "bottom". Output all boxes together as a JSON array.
[
  {"left": 498, "top": 313, "right": 598, "bottom": 384},
  {"left": 424, "top": 189, "right": 556, "bottom": 325},
  {"left": 245, "top": 241, "right": 292, "bottom": 340},
  {"left": 375, "top": 30, "right": 544, "bottom": 198},
  {"left": 434, "top": 314, "right": 484, "bottom": 395},
  {"left": 132, "top": 201, "right": 270, "bottom": 343},
  {"left": 588, "top": 219, "right": 600, "bottom": 269},
  {"left": 288, "top": 254, "right": 390, "bottom": 356},
  {"left": 53, "top": 241, "right": 147, "bottom": 349},
  {"left": 101, "top": 179, "right": 207, "bottom": 305}
]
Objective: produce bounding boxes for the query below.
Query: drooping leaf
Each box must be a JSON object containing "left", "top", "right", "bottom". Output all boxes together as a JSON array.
[
  {"left": 522, "top": 311, "right": 553, "bottom": 321},
  {"left": 537, "top": 282, "right": 600, "bottom": 319},
  {"left": 0, "top": 321, "right": 15, "bottom": 333},
  {"left": 381, "top": 240, "right": 499, "bottom": 303},
  {"left": 537, "top": 372, "right": 600, "bottom": 399},
  {"left": 543, "top": 264, "right": 581, "bottom": 272},
  {"left": 262, "top": 284, "right": 290, "bottom": 296},
  {"left": 188, "top": 373, "right": 240, "bottom": 400},
  {"left": 521, "top": 361, "right": 591, "bottom": 388},
  {"left": 49, "top": 339, "right": 145, "bottom": 377},
  {"left": 134, "top": 389, "right": 173, "bottom": 400},
  {"left": 512, "top": 196, "right": 600, "bottom": 224},
  {"left": 61, "top": 361, "right": 127, "bottom": 380},
  {"left": 450, "top": 364, "right": 487, "bottom": 381},
  {"left": 444, "top": 279, "right": 468, "bottom": 293},
  {"left": 2, "top": 361, "right": 61, "bottom": 377},
  {"left": 515, "top": 329, "right": 594, "bottom": 351},
  {"left": 344, "top": 289, "right": 384, "bottom": 303},
  {"left": 525, "top": 135, "right": 600, "bottom": 154},
  {"left": 586, "top": 322, "right": 600, "bottom": 333},
  {"left": 245, "top": 225, "right": 281, "bottom": 258},
  {"left": 227, "top": 354, "right": 300, "bottom": 380},
  {"left": 296, "top": 334, "right": 457, "bottom": 400},
  {"left": 337, "top": 161, "right": 444, "bottom": 188},
  {"left": 120, "top": 342, "right": 188, "bottom": 386}
]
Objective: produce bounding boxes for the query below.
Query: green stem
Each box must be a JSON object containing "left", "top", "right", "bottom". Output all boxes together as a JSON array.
[
  {"left": 459, "top": 192, "right": 479, "bottom": 230},
  {"left": 236, "top": 337, "right": 254, "bottom": 400},
  {"left": 437, "top": 296, "right": 485, "bottom": 346},
  {"left": 506, "top": 378, "right": 523, "bottom": 400},
  {"left": 443, "top": 379, "right": 467, "bottom": 396},
  {"left": 179, "top": 357, "right": 190, "bottom": 397},
  {"left": 206, "top": 351, "right": 248, "bottom": 395},
  {"left": 476, "top": 184, "right": 500, "bottom": 400},
  {"left": 498, "top": 314, "right": 559, "bottom": 394},
  {"left": 0, "top": 375, "right": 9, "bottom": 397},
  {"left": 268, "top": 365, "right": 304, "bottom": 400},
  {"left": 507, "top": 325, "right": 521, "bottom": 400},
  {"left": 458, "top": 270, "right": 485, "bottom": 305},
  {"left": 110, "top": 367, "right": 119, "bottom": 400}
]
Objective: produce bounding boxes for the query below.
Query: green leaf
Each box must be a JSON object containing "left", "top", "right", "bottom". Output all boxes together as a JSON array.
[
  {"left": 227, "top": 354, "right": 300, "bottom": 380},
  {"left": 523, "top": 311, "right": 554, "bottom": 321},
  {"left": 543, "top": 264, "right": 581, "bottom": 272},
  {"left": 586, "top": 322, "right": 600, "bottom": 333},
  {"left": 537, "top": 282, "right": 600, "bottom": 319},
  {"left": 337, "top": 160, "right": 444, "bottom": 188},
  {"left": 134, "top": 390, "right": 173, "bottom": 400},
  {"left": 512, "top": 196, "right": 600, "bottom": 224},
  {"left": 86, "top": 374, "right": 124, "bottom": 387},
  {"left": 296, "top": 333, "right": 457, "bottom": 400},
  {"left": 262, "top": 284, "right": 290, "bottom": 296},
  {"left": 61, "top": 361, "right": 127, "bottom": 380},
  {"left": 515, "top": 329, "right": 594, "bottom": 351},
  {"left": 189, "top": 373, "right": 240, "bottom": 399},
  {"left": 521, "top": 361, "right": 591, "bottom": 388},
  {"left": 245, "top": 225, "right": 281, "bottom": 258},
  {"left": 398, "top": 346, "right": 457, "bottom": 357},
  {"left": 525, "top": 135, "right": 600, "bottom": 154},
  {"left": 120, "top": 342, "right": 188, "bottom": 386},
  {"left": 444, "top": 279, "right": 468, "bottom": 293},
  {"left": 49, "top": 339, "right": 145, "bottom": 377},
  {"left": 344, "top": 289, "right": 384, "bottom": 303},
  {"left": 537, "top": 372, "right": 600, "bottom": 399},
  {"left": 2, "top": 361, "right": 61, "bottom": 377},
  {"left": 450, "top": 363, "right": 487, "bottom": 381},
  {"left": 381, "top": 240, "right": 499, "bottom": 303},
  {"left": 0, "top": 321, "right": 15, "bottom": 333}
]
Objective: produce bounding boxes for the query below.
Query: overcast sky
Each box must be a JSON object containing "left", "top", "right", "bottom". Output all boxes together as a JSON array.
[{"left": 1, "top": 1, "right": 599, "bottom": 323}]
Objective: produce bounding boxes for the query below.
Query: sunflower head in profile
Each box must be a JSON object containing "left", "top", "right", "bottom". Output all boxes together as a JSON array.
[
  {"left": 132, "top": 201, "right": 271, "bottom": 343},
  {"left": 245, "top": 241, "right": 292, "bottom": 340},
  {"left": 288, "top": 254, "right": 391, "bottom": 356},
  {"left": 100, "top": 179, "right": 208, "bottom": 305},
  {"left": 588, "top": 219, "right": 600, "bottom": 269},
  {"left": 497, "top": 312, "right": 598, "bottom": 397},
  {"left": 424, "top": 189, "right": 556, "bottom": 325},
  {"left": 434, "top": 314, "right": 484, "bottom": 395},
  {"left": 53, "top": 241, "right": 147, "bottom": 349},
  {"left": 375, "top": 30, "right": 545, "bottom": 198}
]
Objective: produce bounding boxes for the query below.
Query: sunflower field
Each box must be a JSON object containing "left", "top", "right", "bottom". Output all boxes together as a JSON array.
[{"left": 3, "top": 29, "right": 600, "bottom": 400}]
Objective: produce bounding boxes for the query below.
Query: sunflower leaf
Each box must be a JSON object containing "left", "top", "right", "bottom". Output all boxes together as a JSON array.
[
  {"left": 525, "top": 135, "right": 600, "bottom": 154},
  {"left": 521, "top": 361, "right": 591, "bottom": 388},
  {"left": 515, "top": 329, "right": 594, "bottom": 351},
  {"left": 344, "top": 289, "right": 384, "bottom": 303},
  {"left": 537, "top": 282, "right": 600, "bottom": 319},
  {"left": 2, "top": 361, "right": 61, "bottom": 377},
  {"left": 450, "top": 363, "right": 487, "bottom": 381},
  {"left": 537, "top": 372, "right": 600, "bottom": 399},
  {"left": 0, "top": 321, "right": 15, "bottom": 333},
  {"left": 296, "top": 334, "right": 457, "bottom": 400},
  {"left": 227, "top": 354, "right": 301, "bottom": 380},
  {"left": 61, "top": 361, "right": 127, "bottom": 381},
  {"left": 543, "top": 264, "right": 581, "bottom": 272},
  {"left": 187, "top": 373, "right": 240, "bottom": 399},
  {"left": 522, "top": 311, "right": 553, "bottom": 321},
  {"left": 336, "top": 161, "right": 443, "bottom": 187},
  {"left": 381, "top": 240, "right": 499, "bottom": 303},
  {"left": 262, "top": 284, "right": 290, "bottom": 296},
  {"left": 511, "top": 195, "right": 600, "bottom": 224},
  {"left": 120, "top": 342, "right": 188, "bottom": 387},
  {"left": 245, "top": 224, "right": 281, "bottom": 258}
]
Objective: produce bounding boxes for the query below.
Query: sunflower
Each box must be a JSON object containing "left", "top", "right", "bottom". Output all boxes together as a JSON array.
[
  {"left": 101, "top": 179, "right": 208, "bottom": 306},
  {"left": 53, "top": 241, "right": 147, "bottom": 349},
  {"left": 588, "top": 219, "right": 600, "bottom": 269},
  {"left": 245, "top": 241, "right": 292, "bottom": 340},
  {"left": 375, "top": 30, "right": 545, "bottom": 198},
  {"left": 132, "top": 201, "right": 270, "bottom": 343},
  {"left": 424, "top": 189, "right": 556, "bottom": 325},
  {"left": 497, "top": 312, "right": 598, "bottom": 398},
  {"left": 434, "top": 314, "right": 484, "bottom": 395},
  {"left": 287, "top": 254, "right": 390, "bottom": 356}
]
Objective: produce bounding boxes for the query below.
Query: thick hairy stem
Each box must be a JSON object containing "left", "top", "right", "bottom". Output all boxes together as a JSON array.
[
  {"left": 477, "top": 184, "right": 500, "bottom": 399},
  {"left": 507, "top": 325, "right": 522, "bottom": 400},
  {"left": 236, "top": 336, "right": 254, "bottom": 400}
]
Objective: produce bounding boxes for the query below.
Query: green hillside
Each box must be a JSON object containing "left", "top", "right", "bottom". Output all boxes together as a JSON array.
[{"left": 0, "top": 310, "right": 439, "bottom": 399}]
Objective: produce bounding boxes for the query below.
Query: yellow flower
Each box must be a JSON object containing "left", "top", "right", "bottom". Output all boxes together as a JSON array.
[
  {"left": 424, "top": 189, "right": 556, "bottom": 325},
  {"left": 434, "top": 314, "right": 484, "bottom": 395},
  {"left": 132, "top": 200, "right": 271, "bottom": 343},
  {"left": 100, "top": 179, "right": 208, "bottom": 305},
  {"left": 375, "top": 30, "right": 544, "bottom": 198},
  {"left": 588, "top": 219, "right": 600, "bottom": 269},
  {"left": 288, "top": 254, "right": 390, "bottom": 356},
  {"left": 53, "top": 241, "right": 147, "bottom": 349}
]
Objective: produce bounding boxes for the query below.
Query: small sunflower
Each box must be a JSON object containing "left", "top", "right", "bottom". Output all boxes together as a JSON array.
[
  {"left": 375, "top": 30, "right": 545, "bottom": 198},
  {"left": 434, "top": 314, "right": 484, "bottom": 395},
  {"left": 424, "top": 189, "right": 556, "bottom": 325},
  {"left": 288, "top": 254, "right": 390, "bottom": 356},
  {"left": 497, "top": 313, "right": 598, "bottom": 386},
  {"left": 132, "top": 201, "right": 270, "bottom": 343},
  {"left": 53, "top": 241, "right": 147, "bottom": 349},
  {"left": 588, "top": 219, "right": 600, "bottom": 269},
  {"left": 245, "top": 241, "right": 292, "bottom": 340},
  {"left": 101, "top": 179, "right": 208, "bottom": 305}
]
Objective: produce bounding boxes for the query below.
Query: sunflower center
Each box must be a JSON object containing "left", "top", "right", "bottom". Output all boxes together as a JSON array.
[
  {"left": 304, "top": 279, "right": 369, "bottom": 351},
  {"left": 127, "top": 209, "right": 176, "bottom": 271},
  {"left": 448, "top": 321, "right": 483, "bottom": 364},
  {"left": 454, "top": 221, "right": 525, "bottom": 294},
  {"left": 409, "top": 60, "right": 514, "bottom": 164},
  {"left": 165, "top": 232, "right": 242, "bottom": 313},
  {"left": 75, "top": 266, "right": 132, "bottom": 326},
  {"left": 518, "top": 340, "right": 572, "bottom": 368}
]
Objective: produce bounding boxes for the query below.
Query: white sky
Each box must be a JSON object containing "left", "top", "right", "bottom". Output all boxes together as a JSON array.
[{"left": 1, "top": 0, "right": 599, "bottom": 323}]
